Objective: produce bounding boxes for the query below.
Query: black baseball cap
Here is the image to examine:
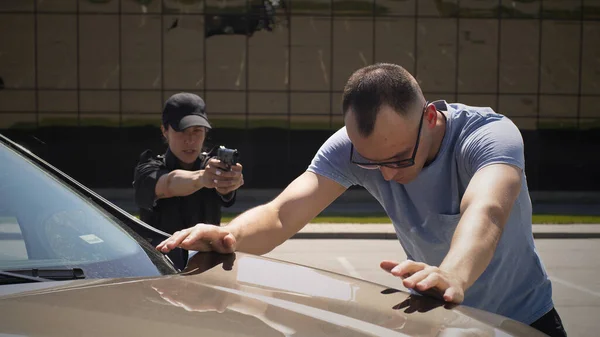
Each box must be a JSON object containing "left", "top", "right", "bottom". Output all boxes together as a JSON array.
[{"left": 162, "top": 92, "right": 212, "bottom": 131}]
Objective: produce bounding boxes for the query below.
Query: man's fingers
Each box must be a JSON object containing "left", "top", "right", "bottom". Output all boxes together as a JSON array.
[
  {"left": 415, "top": 272, "right": 448, "bottom": 292},
  {"left": 389, "top": 260, "right": 426, "bottom": 278},
  {"left": 380, "top": 260, "right": 400, "bottom": 273},
  {"left": 157, "top": 229, "right": 191, "bottom": 253},
  {"left": 443, "top": 287, "right": 464, "bottom": 303},
  {"left": 402, "top": 269, "right": 431, "bottom": 289}
]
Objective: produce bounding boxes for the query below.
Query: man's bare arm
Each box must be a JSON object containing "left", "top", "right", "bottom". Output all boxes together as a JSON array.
[
  {"left": 439, "top": 163, "right": 522, "bottom": 290},
  {"left": 229, "top": 171, "right": 347, "bottom": 255},
  {"left": 157, "top": 171, "right": 347, "bottom": 255}
]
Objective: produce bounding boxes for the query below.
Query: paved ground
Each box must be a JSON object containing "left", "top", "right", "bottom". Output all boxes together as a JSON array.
[{"left": 265, "top": 238, "right": 600, "bottom": 337}]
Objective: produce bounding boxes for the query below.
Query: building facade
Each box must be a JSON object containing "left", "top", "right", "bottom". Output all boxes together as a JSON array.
[{"left": 1, "top": 0, "right": 599, "bottom": 190}]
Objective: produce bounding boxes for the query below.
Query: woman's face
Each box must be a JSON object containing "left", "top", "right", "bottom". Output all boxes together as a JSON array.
[{"left": 162, "top": 125, "right": 207, "bottom": 166}]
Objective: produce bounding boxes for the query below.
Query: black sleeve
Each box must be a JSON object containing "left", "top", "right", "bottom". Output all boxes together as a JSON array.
[
  {"left": 132, "top": 150, "right": 169, "bottom": 211},
  {"left": 219, "top": 190, "right": 237, "bottom": 208}
]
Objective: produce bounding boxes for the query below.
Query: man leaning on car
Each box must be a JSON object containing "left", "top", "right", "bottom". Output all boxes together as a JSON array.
[{"left": 156, "top": 64, "right": 567, "bottom": 337}]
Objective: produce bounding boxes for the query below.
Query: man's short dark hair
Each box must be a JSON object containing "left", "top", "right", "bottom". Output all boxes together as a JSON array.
[{"left": 342, "top": 63, "right": 422, "bottom": 137}]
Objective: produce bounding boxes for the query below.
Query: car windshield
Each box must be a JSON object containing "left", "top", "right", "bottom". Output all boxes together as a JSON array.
[{"left": 0, "top": 140, "right": 177, "bottom": 279}]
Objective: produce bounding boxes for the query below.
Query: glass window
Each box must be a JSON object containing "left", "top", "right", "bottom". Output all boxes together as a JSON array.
[
  {"left": 540, "top": 95, "right": 578, "bottom": 122},
  {"left": 500, "top": 0, "right": 540, "bottom": 18},
  {"left": 582, "top": 22, "right": 600, "bottom": 95},
  {"left": 510, "top": 117, "right": 538, "bottom": 130},
  {"left": 121, "top": 15, "right": 162, "bottom": 89},
  {"left": 0, "top": 141, "right": 175, "bottom": 277},
  {"left": 0, "top": 112, "right": 36, "bottom": 129},
  {"left": 584, "top": 0, "right": 600, "bottom": 19},
  {"left": 290, "top": 16, "right": 332, "bottom": 91},
  {"left": 204, "top": 91, "right": 247, "bottom": 114},
  {"left": 0, "top": 91, "right": 36, "bottom": 112},
  {"left": 80, "top": 91, "right": 119, "bottom": 113},
  {"left": 165, "top": 0, "right": 203, "bottom": 14},
  {"left": 80, "top": 113, "right": 120, "bottom": 127},
  {"left": 79, "top": 15, "right": 120, "bottom": 89},
  {"left": 248, "top": 92, "right": 288, "bottom": 115},
  {"left": 38, "top": 90, "right": 78, "bottom": 112},
  {"left": 457, "top": 94, "right": 497, "bottom": 112},
  {"left": 418, "top": 0, "right": 458, "bottom": 17},
  {"left": 290, "top": 0, "right": 330, "bottom": 15},
  {"left": 37, "top": 14, "right": 77, "bottom": 89},
  {"left": 163, "top": 15, "right": 205, "bottom": 90},
  {"left": 416, "top": 18, "right": 457, "bottom": 93},
  {"left": 543, "top": 0, "right": 583, "bottom": 20},
  {"left": 540, "top": 20, "right": 580, "bottom": 94},
  {"left": 379, "top": 0, "right": 415, "bottom": 16},
  {"left": 291, "top": 115, "right": 331, "bottom": 130},
  {"left": 122, "top": 90, "right": 161, "bottom": 114},
  {"left": 333, "top": 17, "right": 373, "bottom": 90},
  {"left": 374, "top": 17, "right": 415, "bottom": 74},
  {"left": 39, "top": 112, "right": 78, "bottom": 127},
  {"left": 580, "top": 96, "right": 600, "bottom": 118},
  {"left": 248, "top": 114, "right": 288, "bottom": 128},
  {"left": 458, "top": 19, "right": 497, "bottom": 93},
  {"left": 249, "top": 15, "right": 289, "bottom": 90},
  {"left": 291, "top": 93, "right": 330, "bottom": 115},
  {"left": 459, "top": 0, "right": 497, "bottom": 18},
  {"left": 333, "top": 0, "right": 373, "bottom": 16},
  {"left": 121, "top": 0, "right": 162, "bottom": 13},
  {"left": 38, "top": 0, "right": 76, "bottom": 12},
  {"left": 498, "top": 95, "right": 538, "bottom": 118},
  {"left": 0, "top": 14, "right": 35, "bottom": 89},
  {"left": 205, "top": 0, "right": 247, "bottom": 14},
  {"left": 206, "top": 36, "right": 247, "bottom": 90},
  {"left": 499, "top": 20, "right": 539, "bottom": 94},
  {"left": 0, "top": 0, "right": 33, "bottom": 12},
  {"left": 79, "top": 0, "right": 118, "bottom": 13}
]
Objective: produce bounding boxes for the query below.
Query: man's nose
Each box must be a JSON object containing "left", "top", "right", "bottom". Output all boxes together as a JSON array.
[{"left": 380, "top": 166, "right": 396, "bottom": 181}]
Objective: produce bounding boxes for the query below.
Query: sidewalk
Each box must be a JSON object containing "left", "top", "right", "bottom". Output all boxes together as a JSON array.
[{"left": 94, "top": 188, "right": 600, "bottom": 239}]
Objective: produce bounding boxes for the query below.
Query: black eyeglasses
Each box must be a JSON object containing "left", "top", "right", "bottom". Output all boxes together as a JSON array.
[{"left": 349, "top": 101, "right": 428, "bottom": 170}]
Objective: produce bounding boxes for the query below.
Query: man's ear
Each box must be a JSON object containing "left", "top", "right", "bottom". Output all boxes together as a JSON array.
[{"left": 425, "top": 104, "right": 438, "bottom": 128}]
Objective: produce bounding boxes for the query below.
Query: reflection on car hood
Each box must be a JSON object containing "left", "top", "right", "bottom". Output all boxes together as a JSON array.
[{"left": 0, "top": 252, "right": 544, "bottom": 337}]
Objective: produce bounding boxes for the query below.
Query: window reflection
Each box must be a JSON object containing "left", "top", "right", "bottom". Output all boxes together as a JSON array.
[
  {"left": 500, "top": 0, "right": 540, "bottom": 18},
  {"left": 416, "top": 19, "right": 457, "bottom": 93},
  {"left": 418, "top": 0, "right": 458, "bottom": 17},
  {"left": 541, "top": 21, "right": 580, "bottom": 94},
  {"left": 291, "top": 93, "right": 329, "bottom": 115},
  {"left": 206, "top": 35, "right": 247, "bottom": 89},
  {"left": 39, "top": 90, "right": 78, "bottom": 112},
  {"left": 379, "top": 0, "right": 415, "bottom": 16},
  {"left": 374, "top": 17, "right": 416, "bottom": 74},
  {"left": 459, "top": 0, "right": 498, "bottom": 18},
  {"left": 458, "top": 19, "right": 497, "bottom": 93},
  {"left": 457, "top": 94, "right": 497, "bottom": 112},
  {"left": 121, "top": 0, "right": 161, "bottom": 13},
  {"left": 333, "top": 0, "right": 373, "bottom": 16},
  {"left": 121, "top": 15, "right": 162, "bottom": 89},
  {"left": 333, "top": 17, "right": 373, "bottom": 90},
  {"left": 0, "top": 0, "right": 34, "bottom": 12},
  {"left": 0, "top": 14, "right": 35, "bottom": 89},
  {"left": 205, "top": 91, "right": 247, "bottom": 114},
  {"left": 38, "top": 0, "right": 76, "bottom": 12},
  {"left": 539, "top": 95, "right": 578, "bottom": 119},
  {"left": 290, "top": 16, "right": 331, "bottom": 91},
  {"left": 543, "top": 0, "right": 584, "bottom": 20},
  {"left": 499, "top": 95, "right": 538, "bottom": 119},
  {"left": 164, "top": 0, "right": 203, "bottom": 14},
  {"left": 121, "top": 91, "right": 162, "bottom": 114},
  {"left": 163, "top": 15, "right": 205, "bottom": 90},
  {"left": 0, "top": 91, "right": 36, "bottom": 112},
  {"left": 80, "top": 91, "right": 120, "bottom": 114},
  {"left": 290, "top": 0, "right": 330, "bottom": 14},
  {"left": 248, "top": 93, "right": 288, "bottom": 115},
  {"left": 38, "top": 14, "right": 77, "bottom": 89},
  {"left": 582, "top": 22, "right": 600, "bottom": 95},
  {"left": 249, "top": 15, "right": 289, "bottom": 90},
  {"left": 79, "top": 0, "right": 118, "bottom": 13},
  {"left": 499, "top": 20, "right": 539, "bottom": 94}
]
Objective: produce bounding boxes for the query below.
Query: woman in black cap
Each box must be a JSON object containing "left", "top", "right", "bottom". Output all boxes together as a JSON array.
[{"left": 133, "top": 92, "right": 244, "bottom": 270}]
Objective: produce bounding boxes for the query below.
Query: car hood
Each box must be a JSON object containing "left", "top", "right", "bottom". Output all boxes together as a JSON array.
[{"left": 0, "top": 252, "right": 544, "bottom": 337}]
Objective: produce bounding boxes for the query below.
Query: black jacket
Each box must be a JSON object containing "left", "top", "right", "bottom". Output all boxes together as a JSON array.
[{"left": 132, "top": 148, "right": 236, "bottom": 270}]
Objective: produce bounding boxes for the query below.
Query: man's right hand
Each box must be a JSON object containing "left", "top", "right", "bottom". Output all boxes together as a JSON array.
[{"left": 156, "top": 224, "right": 237, "bottom": 254}]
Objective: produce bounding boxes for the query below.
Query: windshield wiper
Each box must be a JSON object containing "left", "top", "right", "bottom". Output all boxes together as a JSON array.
[{"left": 0, "top": 268, "right": 85, "bottom": 285}]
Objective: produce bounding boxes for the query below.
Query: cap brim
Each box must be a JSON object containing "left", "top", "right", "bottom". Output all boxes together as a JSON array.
[{"left": 172, "top": 114, "right": 212, "bottom": 131}]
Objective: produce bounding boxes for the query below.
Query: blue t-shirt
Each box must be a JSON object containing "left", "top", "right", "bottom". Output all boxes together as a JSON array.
[{"left": 307, "top": 100, "right": 553, "bottom": 324}]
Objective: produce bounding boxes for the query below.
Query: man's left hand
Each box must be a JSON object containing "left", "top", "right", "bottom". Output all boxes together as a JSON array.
[{"left": 380, "top": 260, "right": 466, "bottom": 304}]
